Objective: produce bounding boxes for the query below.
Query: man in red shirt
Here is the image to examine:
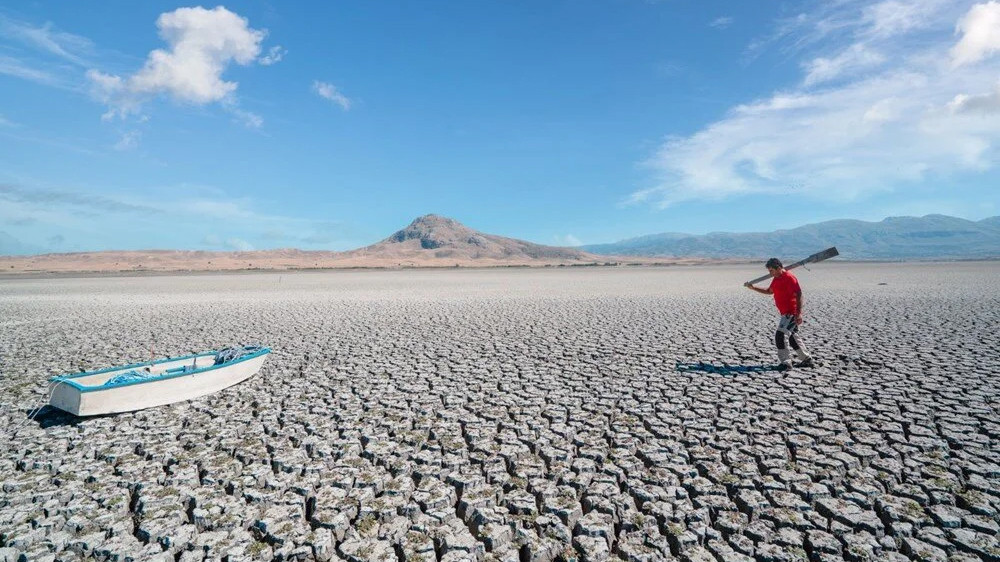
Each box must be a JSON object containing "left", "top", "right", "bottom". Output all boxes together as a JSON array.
[{"left": 744, "top": 257, "right": 813, "bottom": 370}]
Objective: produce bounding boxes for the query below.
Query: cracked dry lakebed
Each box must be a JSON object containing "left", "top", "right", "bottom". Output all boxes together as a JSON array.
[{"left": 1, "top": 263, "right": 998, "bottom": 562}]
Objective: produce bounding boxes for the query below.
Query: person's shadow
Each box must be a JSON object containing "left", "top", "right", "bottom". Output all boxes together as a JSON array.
[{"left": 675, "top": 361, "right": 782, "bottom": 375}]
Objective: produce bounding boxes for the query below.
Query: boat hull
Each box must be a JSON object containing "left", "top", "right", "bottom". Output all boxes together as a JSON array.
[{"left": 49, "top": 350, "right": 269, "bottom": 416}]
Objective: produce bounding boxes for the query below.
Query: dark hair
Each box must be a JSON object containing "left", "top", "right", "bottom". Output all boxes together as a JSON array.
[{"left": 765, "top": 258, "right": 782, "bottom": 269}]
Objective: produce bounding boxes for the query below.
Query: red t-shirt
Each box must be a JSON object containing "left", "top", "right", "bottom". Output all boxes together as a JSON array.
[{"left": 768, "top": 271, "right": 801, "bottom": 315}]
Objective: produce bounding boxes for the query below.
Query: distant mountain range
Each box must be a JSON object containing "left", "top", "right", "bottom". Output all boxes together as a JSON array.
[
  {"left": 0, "top": 215, "right": 656, "bottom": 273},
  {"left": 583, "top": 214, "right": 1000, "bottom": 260},
  {"left": 2, "top": 213, "right": 997, "bottom": 273}
]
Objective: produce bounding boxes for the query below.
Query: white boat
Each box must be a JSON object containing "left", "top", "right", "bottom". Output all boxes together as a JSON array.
[{"left": 48, "top": 346, "right": 271, "bottom": 416}]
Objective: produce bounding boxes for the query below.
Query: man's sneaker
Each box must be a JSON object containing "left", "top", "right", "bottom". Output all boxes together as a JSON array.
[
  {"left": 795, "top": 357, "right": 814, "bottom": 368},
  {"left": 776, "top": 361, "right": 793, "bottom": 371}
]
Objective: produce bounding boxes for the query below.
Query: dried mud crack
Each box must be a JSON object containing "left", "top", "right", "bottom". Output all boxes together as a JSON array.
[{"left": 1, "top": 264, "right": 998, "bottom": 561}]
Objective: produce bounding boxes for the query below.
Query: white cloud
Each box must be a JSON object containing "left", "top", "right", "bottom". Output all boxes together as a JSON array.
[
  {"left": 710, "top": 17, "right": 734, "bottom": 30},
  {"left": 861, "top": 0, "right": 944, "bottom": 39},
  {"left": 313, "top": 81, "right": 352, "bottom": 110},
  {"left": 131, "top": 7, "right": 263, "bottom": 102},
  {"left": 654, "top": 61, "right": 684, "bottom": 77},
  {"left": 88, "top": 6, "right": 268, "bottom": 118},
  {"left": 554, "top": 234, "right": 582, "bottom": 247},
  {"left": 181, "top": 198, "right": 259, "bottom": 220},
  {"left": 952, "top": 1, "right": 1000, "bottom": 66},
  {"left": 232, "top": 108, "right": 263, "bottom": 128},
  {"left": 114, "top": 130, "right": 141, "bottom": 151},
  {"left": 948, "top": 86, "right": 1000, "bottom": 112},
  {"left": 259, "top": 45, "right": 287, "bottom": 66},
  {"left": 199, "top": 234, "right": 254, "bottom": 251},
  {"left": 222, "top": 99, "right": 264, "bottom": 129},
  {"left": 225, "top": 237, "right": 254, "bottom": 251},
  {"left": 301, "top": 233, "right": 334, "bottom": 244},
  {"left": 633, "top": 1, "right": 1000, "bottom": 208},
  {"left": 746, "top": 0, "right": 954, "bottom": 62},
  {"left": 802, "top": 43, "right": 886, "bottom": 86}
]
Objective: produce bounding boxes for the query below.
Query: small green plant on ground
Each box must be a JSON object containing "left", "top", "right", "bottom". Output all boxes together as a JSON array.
[
  {"left": 247, "top": 541, "right": 269, "bottom": 557},
  {"left": 356, "top": 514, "right": 377, "bottom": 535}
]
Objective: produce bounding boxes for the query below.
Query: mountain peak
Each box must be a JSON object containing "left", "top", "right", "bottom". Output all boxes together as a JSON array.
[
  {"left": 411, "top": 213, "right": 451, "bottom": 223},
  {"left": 358, "top": 214, "right": 596, "bottom": 262},
  {"left": 388, "top": 214, "right": 478, "bottom": 250}
]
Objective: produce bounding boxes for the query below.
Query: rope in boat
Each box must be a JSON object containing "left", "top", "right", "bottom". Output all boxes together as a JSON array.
[
  {"left": 103, "top": 345, "right": 263, "bottom": 385},
  {"left": 214, "top": 345, "right": 264, "bottom": 364}
]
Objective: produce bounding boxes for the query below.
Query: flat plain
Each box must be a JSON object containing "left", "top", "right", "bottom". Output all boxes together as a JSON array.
[{"left": 1, "top": 263, "right": 998, "bottom": 561}]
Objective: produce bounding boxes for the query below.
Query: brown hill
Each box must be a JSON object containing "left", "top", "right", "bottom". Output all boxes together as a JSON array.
[
  {"left": 347, "top": 214, "right": 596, "bottom": 263},
  {"left": 0, "top": 214, "right": 669, "bottom": 274}
]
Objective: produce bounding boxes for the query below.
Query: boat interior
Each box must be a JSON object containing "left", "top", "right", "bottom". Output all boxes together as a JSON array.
[{"left": 56, "top": 353, "right": 219, "bottom": 388}]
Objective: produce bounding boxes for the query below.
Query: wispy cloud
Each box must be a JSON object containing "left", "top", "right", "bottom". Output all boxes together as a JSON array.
[
  {"left": 709, "top": 17, "right": 734, "bottom": 30},
  {"left": 633, "top": 0, "right": 1000, "bottom": 208},
  {"left": 802, "top": 43, "right": 886, "bottom": 86},
  {"left": 948, "top": 88, "right": 1000, "bottom": 113},
  {"left": 222, "top": 99, "right": 264, "bottom": 129},
  {"left": 0, "top": 54, "right": 61, "bottom": 86},
  {"left": 313, "top": 80, "right": 352, "bottom": 110},
  {"left": 745, "top": 0, "right": 954, "bottom": 63},
  {"left": 0, "top": 127, "right": 104, "bottom": 156},
  {"left": 241, "top": 225, "right": 343, "bottom": 247},
  {"left": 0, "top": 183, "right": 160, "bottom": 214},
  {"left": 170, "top": 194, "right": 342, "bottom": 243},
  {"left": 225, "top": 237, "right": 254, "bottom": 251},
  {"left": 259, "top": 45, "right": 287, "bottom": 66},
  {"left": 88, "top": 6, "right": 271, "bottom": 120},
  {"left": 179, "top": 198, "right": 259, "bottom": 220},
  {"left": 301, "top": 233, "right": 334, "bottom": 244},
  {"left": 653, "top": 60, "right": 684, "bottom": 78},
  {"left": 554, "top": 234, "right": 582, "bottom": 247},
  {"left": 0, "top": 15, "right": 98, "bottom": 92},
  {"left": 3, "top": 181, "right": 350, "bottom": 252},
  {"left": 114, "top": 131, "right": 141, "bottom": 151},
  {"left": 199, "top": 235, "right": 254, "bottom": 251},
  {"left": 0, "top": 14, "right": 95, "bottom": 66}
]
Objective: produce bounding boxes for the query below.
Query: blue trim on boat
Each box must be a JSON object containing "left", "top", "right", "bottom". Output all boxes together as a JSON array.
[
  {"left": 50, "top": 347, "right": 271, "bottom": 393},
  {"left": 53, "top": 351, "right": 212, "bottom": 381}
]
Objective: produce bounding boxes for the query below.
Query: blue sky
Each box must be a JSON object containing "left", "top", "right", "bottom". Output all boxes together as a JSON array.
[{"left": 2, "top": 0, "right": 999, "bottom": 254}]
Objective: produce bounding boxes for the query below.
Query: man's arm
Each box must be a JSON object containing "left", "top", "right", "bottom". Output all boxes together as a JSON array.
[{"left": 744, "top": 282, "right": 772, "bottom": 295}]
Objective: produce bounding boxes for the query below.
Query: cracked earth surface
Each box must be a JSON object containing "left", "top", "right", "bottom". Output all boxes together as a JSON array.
[{"left": 1, "top": 264, "right": 998, "bottom": 561}]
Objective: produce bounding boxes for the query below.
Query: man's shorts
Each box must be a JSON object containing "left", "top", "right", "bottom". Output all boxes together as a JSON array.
[{"left": 777, "top": 314, "right": 799, "bottom": 336}]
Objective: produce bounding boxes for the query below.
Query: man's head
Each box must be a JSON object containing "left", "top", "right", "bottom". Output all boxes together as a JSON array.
[{"left": 766, "top": 257, "right": 783, "bottom": 276}]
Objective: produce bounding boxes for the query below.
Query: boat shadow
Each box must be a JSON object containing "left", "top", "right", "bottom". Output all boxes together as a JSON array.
[
  {"left": 28, "top": 406, "right": 94, "bottom": 428},
  {"left": 675, "top": 361, "right": 782, "bottom": 376}
]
